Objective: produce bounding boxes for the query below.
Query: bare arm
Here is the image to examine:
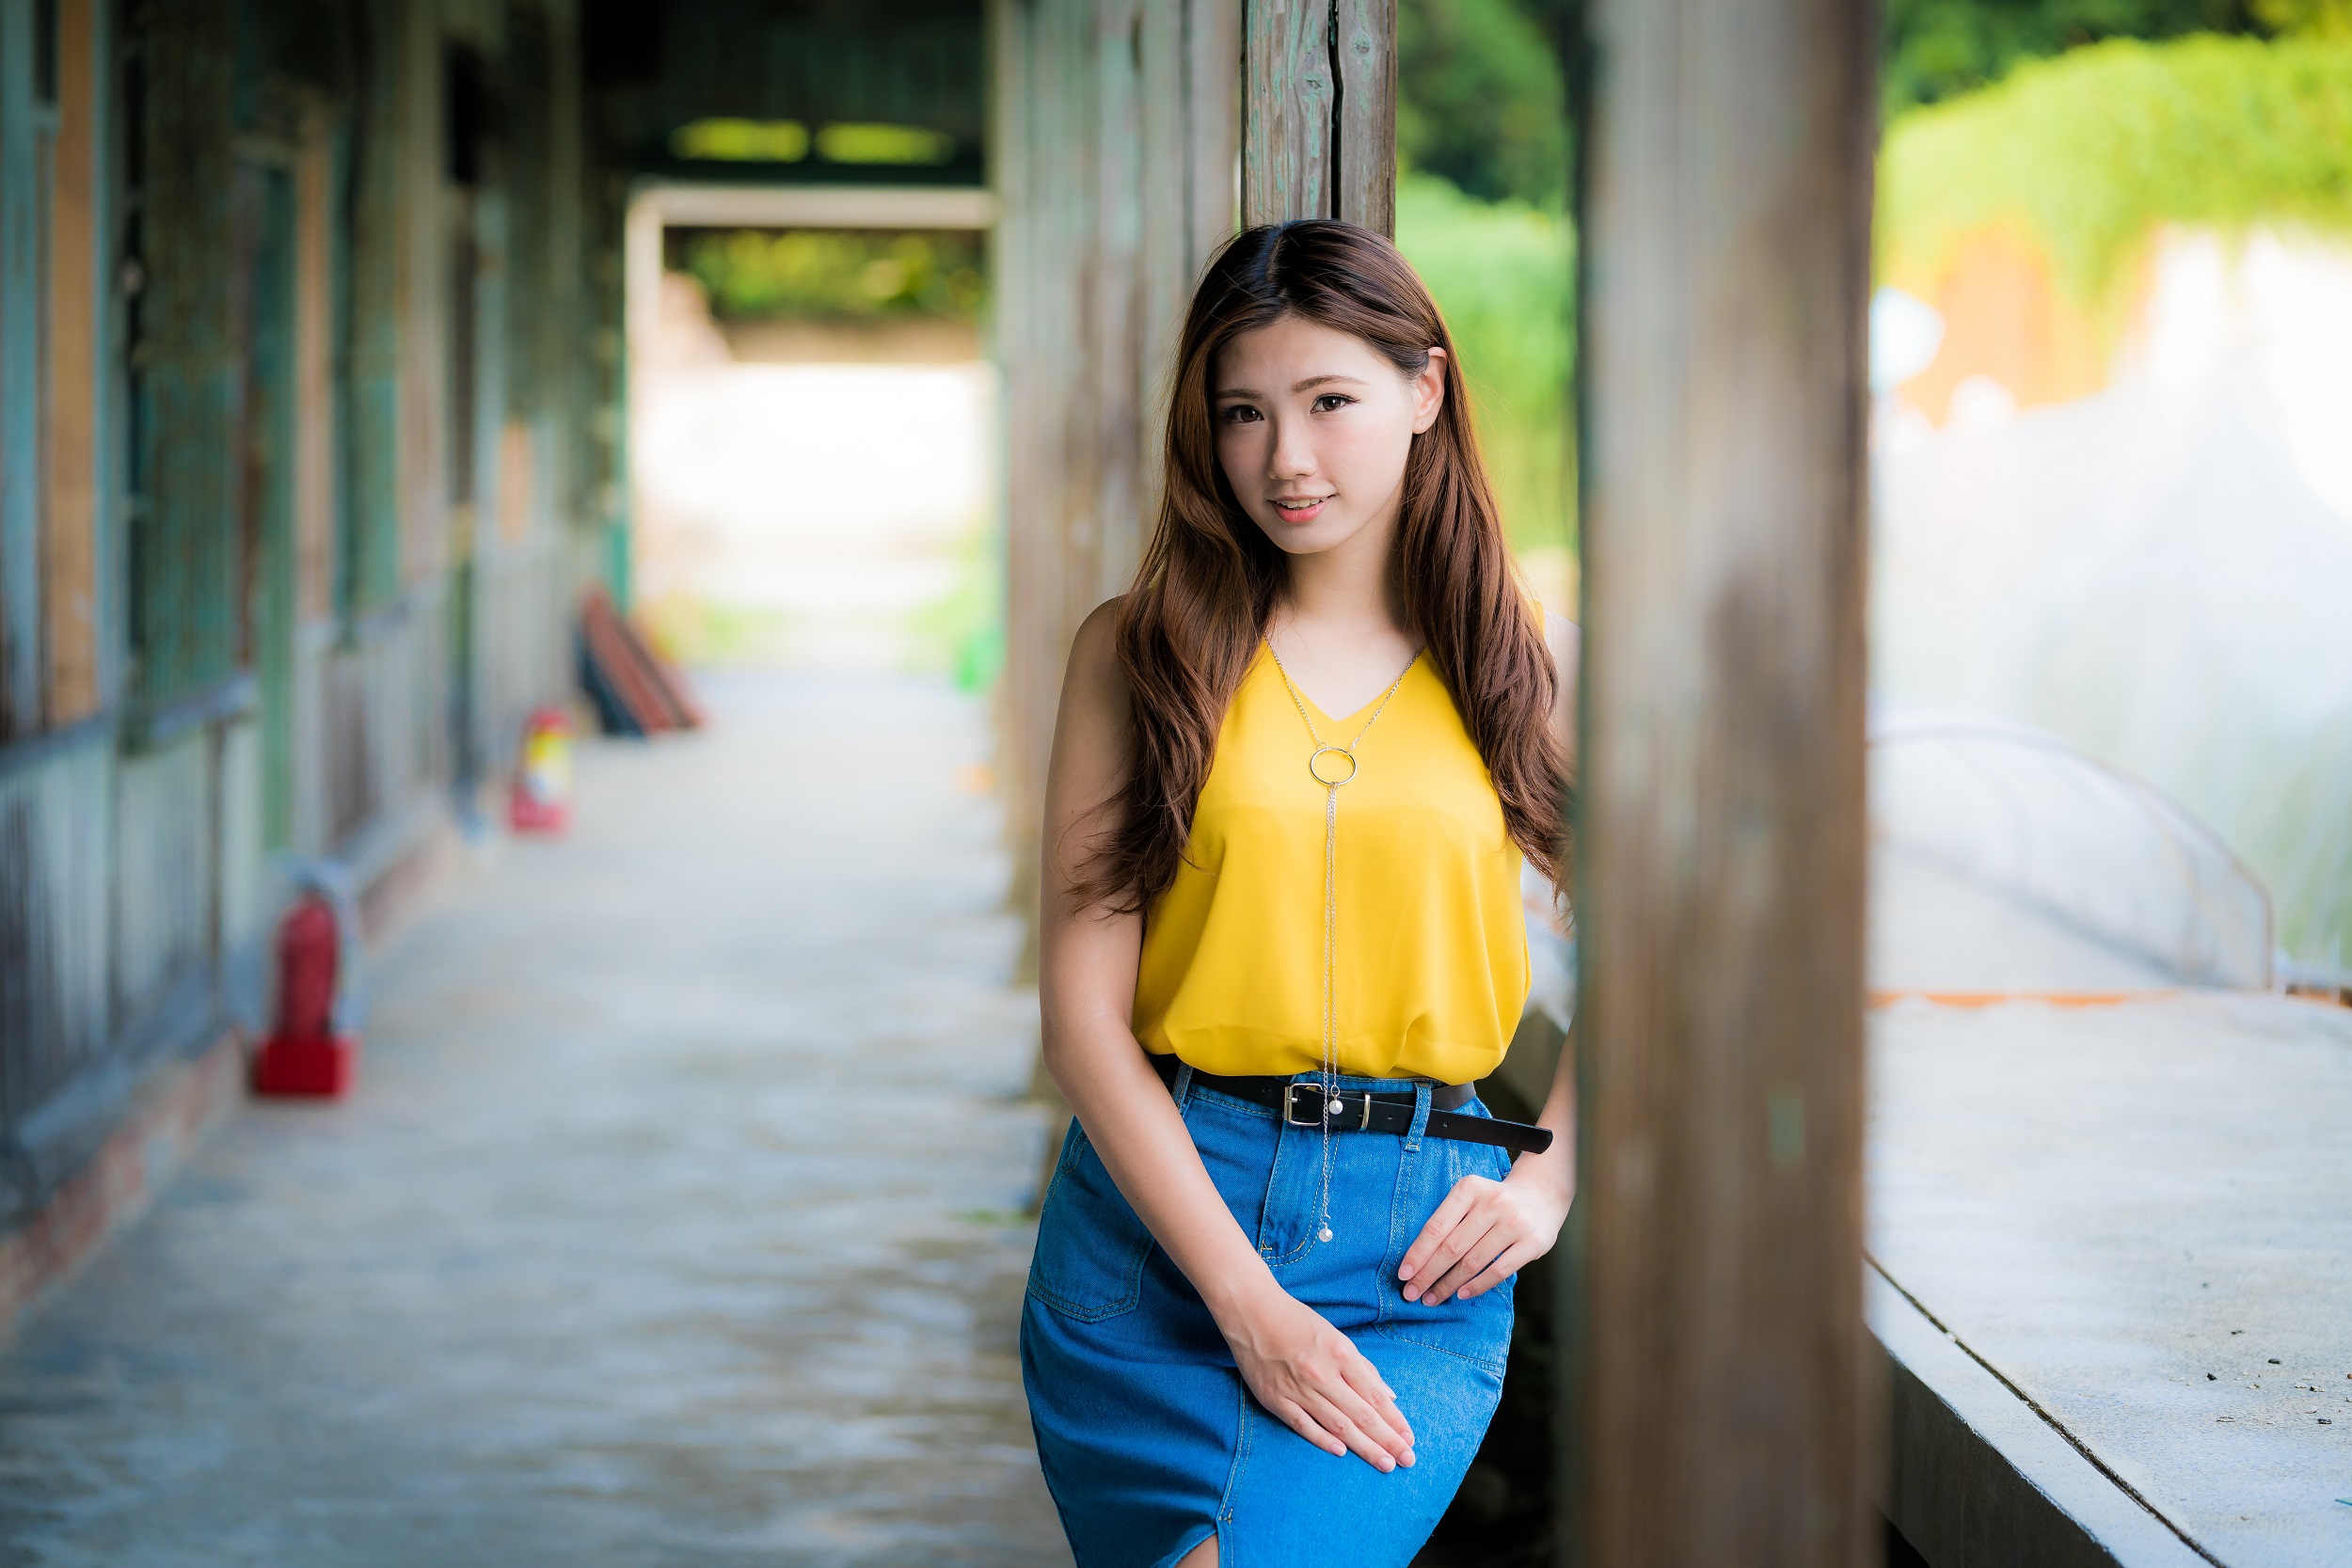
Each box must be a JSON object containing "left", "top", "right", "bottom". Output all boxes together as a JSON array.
[
  {"left": 1396, "top": 611, "right": 1581, "bottom": 1304},
  {"left": 1037, "top": 600, "right": 1416, "bottom": 1472}
]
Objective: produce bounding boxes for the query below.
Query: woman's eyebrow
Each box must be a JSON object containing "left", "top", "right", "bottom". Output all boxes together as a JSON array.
[{"left": 1213, "top": 373, "right": 1370, "bottom": 399}]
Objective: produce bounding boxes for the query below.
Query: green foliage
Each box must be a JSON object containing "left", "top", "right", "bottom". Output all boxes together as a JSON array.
[
  {"left": 906, "top": 524, "right": 1005, "bottom": 693},
  {"left": 668, "top": 229, "right": 986, "bottom": 323},
  {"left": 1884, "top": 0, "right": 2266, "bottom": 112},
  {"left": 1393, "top": 174, "right": 1576, "bottom": 553},
  {"left": 1880, "top": 36, "right": 2352, "bottom": 310},
  {"left": 1397, "top": 0, "right": 1569, "bottom": 209},
  {"left": 667, "top": 120, "right": 960, "bottom": 167},
  {"left": 2249, "top": 0, "right": 2352, "bottom": 33}
]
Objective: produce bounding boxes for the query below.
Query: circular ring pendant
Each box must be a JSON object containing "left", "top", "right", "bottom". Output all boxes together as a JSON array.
[{"left": 1308, "top": 746, "right": 1359, "bottom": 787}]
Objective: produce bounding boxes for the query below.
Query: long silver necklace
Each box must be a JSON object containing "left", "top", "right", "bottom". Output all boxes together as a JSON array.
[{"left": 1263, "top": 634, "right": 1417, "bottom": 1244}]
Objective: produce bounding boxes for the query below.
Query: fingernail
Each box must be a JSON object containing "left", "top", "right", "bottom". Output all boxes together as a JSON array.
[
  {"left": 1378, "top": 1457, "right": 1395, "bottom": 1473},
  {"left": 1401, "top": 1449, "right": 1417, "bottom": 1466},
  {"left": 1403, "top": 1286, "right": 1420, "bottom": 1302}
]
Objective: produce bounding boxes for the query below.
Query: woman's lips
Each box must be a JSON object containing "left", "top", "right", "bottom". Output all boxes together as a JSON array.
[{"left": 1272, "top": 496, "right": 1328, "bottom": 521}]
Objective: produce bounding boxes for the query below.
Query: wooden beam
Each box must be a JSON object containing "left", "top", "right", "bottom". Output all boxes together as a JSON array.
[
  {"left": 132, "top": 0, "right": 239, "bottom": 708},
  {"left": 294, "top": 113, "right": 336, "bottom": 626},
  {"left": 1091, "top": 0, "right": 1145, "bottom": 597},
  {"left": 0, "top": 0, "right": 40, "bottom": 735},
  {"left": 1241, "top": 0, "right": 1331, "bottom": 225},
  {"left": 1570, "top": 0, "right": 1877, "bottom": 1560},
  {"left": 43, "top": 0, "right": 100, "bottom": 724},
  {"left": 1184, "top": 0, "right": 1241, "bottom": 265},
  {"left": 1240, "top": 0, "right": 1393, "bottom": 234},
  {"left": 395, "top": 0, "right": 443, "bottom": 587},
  {"left": 641, "top": 184, "right": 997, "bottom": 231},
  {"left": 1330, "top": 0, "right": 1394, "bottom": 233}
]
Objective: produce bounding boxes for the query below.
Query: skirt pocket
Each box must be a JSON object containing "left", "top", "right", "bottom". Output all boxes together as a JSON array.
[
  {"left": 1375, "top": 1117, "right": 1518, "bottom": 1372},
  {"left": 1027, "top": 1117, "right": 1157, "bottom": 1322}
]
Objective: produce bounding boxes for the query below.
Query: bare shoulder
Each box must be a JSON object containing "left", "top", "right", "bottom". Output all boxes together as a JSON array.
[
  {"left": 1052, "top": 596, "right": 1134, "bottom": 761},
  {"left": 1069, "top": 595, "right": 1125, "bottom": 669},
  {"left": 1045, "top": 599, "right": 1133, "bottom": 883},
  {"left": 1062, "top": 596, "right": 1130, "bottom": 711}
]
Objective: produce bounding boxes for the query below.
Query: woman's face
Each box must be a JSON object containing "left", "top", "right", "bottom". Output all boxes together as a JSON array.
[{"left": 1211, "top": 314, "right": 1445, "bottom": 561}]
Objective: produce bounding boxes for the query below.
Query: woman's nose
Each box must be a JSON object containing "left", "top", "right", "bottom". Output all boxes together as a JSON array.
[{"left": 1268, "top": 417, "right": 1316, "bottom": 481}]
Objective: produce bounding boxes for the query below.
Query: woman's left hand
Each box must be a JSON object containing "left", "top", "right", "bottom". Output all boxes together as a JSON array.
[{"left": 1397, "top": 1163, "right": 1572, "bottom": 1306}]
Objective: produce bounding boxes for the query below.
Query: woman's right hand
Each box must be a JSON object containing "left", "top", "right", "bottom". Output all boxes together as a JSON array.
[{"left": 1213, "top": 1279, "right": 1416, "bottom": 1472}]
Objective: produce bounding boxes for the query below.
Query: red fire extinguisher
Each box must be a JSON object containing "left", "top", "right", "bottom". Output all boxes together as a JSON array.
[
  {"left": 251, "top": 894, "right": 360, "bottom": 1098},
  {"left": 510, "top": 705, "right": 574, "bottom": 833}
]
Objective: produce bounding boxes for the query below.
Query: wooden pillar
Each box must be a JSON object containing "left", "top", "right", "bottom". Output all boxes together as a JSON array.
[
  {"left": 1569, "top": 0, "right": 1877, "bottom": 1562},
  {"left": 1, "top": 0, "right": 44, "bottom": 733},
  {"left": 993, "top": 0, "right": 1240, "bottom": 964},
  {"left": 133, "top": 0, "right": 238, "bottom": 708},
  {"left": 345, "top": 0, "right": 406, "bottom": 617},
  {"left": 43, "top": 0, "right": 103, "bottom": 725},
  {"left": 1241, "top": 0, "right": 1392, "bottom": 232}
]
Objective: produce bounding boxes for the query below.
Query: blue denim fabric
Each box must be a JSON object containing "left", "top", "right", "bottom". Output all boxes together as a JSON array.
[{"left": 1022, "top": 1067, "right": 1515, "bottom": 1568}]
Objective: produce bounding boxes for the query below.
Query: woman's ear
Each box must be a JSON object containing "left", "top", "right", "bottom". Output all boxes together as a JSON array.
[{"left": 1411, "top": 347, "right": 1448, "bottom": 435}]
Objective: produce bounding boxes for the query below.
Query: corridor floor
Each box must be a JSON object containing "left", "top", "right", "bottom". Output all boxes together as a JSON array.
[{"left": 0, "top": 674, "right": 1069, "bottom": 1566}]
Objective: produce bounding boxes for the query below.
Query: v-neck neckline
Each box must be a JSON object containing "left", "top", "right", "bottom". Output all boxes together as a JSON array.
[{"left": 1263, "top": 643, "right": 1421, "bottom": 731}]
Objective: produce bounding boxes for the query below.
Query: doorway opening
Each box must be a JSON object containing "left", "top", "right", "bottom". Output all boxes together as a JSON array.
[{"left": 624, "top": 185, "right": 999, "bottom": 687}]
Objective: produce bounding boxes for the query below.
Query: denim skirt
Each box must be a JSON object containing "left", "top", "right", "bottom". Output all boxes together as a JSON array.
[{"left": 1021, "top": 1064, "right": 1514, "bottom": 1568}]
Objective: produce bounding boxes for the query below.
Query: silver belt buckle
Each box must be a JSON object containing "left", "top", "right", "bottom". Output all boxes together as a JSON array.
[{"left": 1283, "top": 1082, "right": 1375, "bottom": 1131}]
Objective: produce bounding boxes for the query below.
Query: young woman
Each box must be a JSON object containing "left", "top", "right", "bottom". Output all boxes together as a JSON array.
[{"left": 1023, "top": 219, "right": 1579, "bottom": 1568}]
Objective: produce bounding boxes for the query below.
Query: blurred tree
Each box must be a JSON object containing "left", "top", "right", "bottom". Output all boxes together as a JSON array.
[
  {"left": 1397, "top": 0, "right": 1569, "bottom": 209},
  {"left": 1884, "top": 0, "right": 2269, "bottom": 111},
  {"left": 1396, "top": 175, "right": 1575, "bottom": 553},
  {"left": 1880, "top": 35, "right": 2352, "bottom": 309},
  {"left": 665, "top": 229, "right": 986, "bottom": 322},
  {"left": 2248, "top": 0, "right": 2352, "bottom": 32}
]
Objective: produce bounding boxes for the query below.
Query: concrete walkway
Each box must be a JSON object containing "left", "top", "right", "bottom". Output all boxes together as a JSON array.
[
  {"left": 1870, "top": 990, "right": 2352, "bottom": 1565},
  {"left": 0, "top": 674, "right": 1068, "bottom": 1566}
]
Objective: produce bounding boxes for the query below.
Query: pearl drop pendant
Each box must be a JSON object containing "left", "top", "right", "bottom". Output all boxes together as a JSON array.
[{"left": 1317, "top": 1226, "right": 1333, "bottom": 1242}]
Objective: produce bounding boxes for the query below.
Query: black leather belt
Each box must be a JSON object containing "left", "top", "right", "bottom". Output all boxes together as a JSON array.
[{"left": 1152, "top": 1053, "right": 1553, "bottom": 1156}]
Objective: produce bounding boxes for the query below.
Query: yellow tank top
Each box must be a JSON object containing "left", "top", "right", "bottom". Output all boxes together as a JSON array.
[{"left": 1133, "top": 644, "right": 1530, "bottom": 1085}]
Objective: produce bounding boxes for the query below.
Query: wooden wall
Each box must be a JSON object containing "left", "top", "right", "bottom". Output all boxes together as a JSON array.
[{"left": 0, "top": 0, "right": 591, "bottom": 1237}]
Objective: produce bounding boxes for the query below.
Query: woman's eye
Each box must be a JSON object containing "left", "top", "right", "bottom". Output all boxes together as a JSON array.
[
  {"left": 1219, "top": 404, "right": 1262, "bottom": 424},
  {"left": 1312, "top": 394, "right": 1354, "bottom": 413}
]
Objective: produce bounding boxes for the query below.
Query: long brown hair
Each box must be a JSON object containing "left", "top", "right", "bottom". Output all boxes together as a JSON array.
[{"left": 1087, "top": 219, "right": 1566, "bottom": 912}]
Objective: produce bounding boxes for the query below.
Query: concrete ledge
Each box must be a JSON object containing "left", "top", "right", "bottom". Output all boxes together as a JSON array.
[
  {"left": 0, "top": 1028, "right": 246, "bottom": 1340},
  {"left": 1871, "top": 1265, "right": 2214, "bottom": 1568}
]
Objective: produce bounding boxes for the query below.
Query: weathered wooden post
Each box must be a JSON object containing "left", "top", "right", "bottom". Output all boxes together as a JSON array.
[
  {"left": 1241, "top": 0, "right": 1393, "bottom": 232},
  {"left": 1569, "top": 0, "right": 1878, "bottom": 1562},
  {"left": 992, "top": 0, "right": 1242, "bottom": 960}
]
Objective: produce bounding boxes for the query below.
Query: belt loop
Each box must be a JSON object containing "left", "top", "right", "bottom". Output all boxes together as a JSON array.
[
  {"left": 1405, "top": 1081, "right": 1433, "bottom": 1151},
  {"left": 1172, "top": 1062, "right": 1195, "bottom": 1107}
]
